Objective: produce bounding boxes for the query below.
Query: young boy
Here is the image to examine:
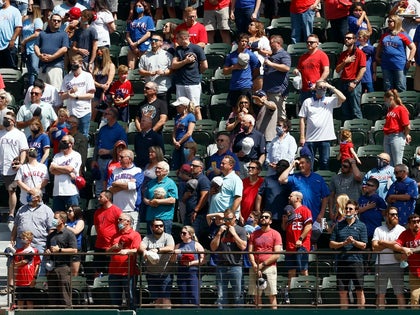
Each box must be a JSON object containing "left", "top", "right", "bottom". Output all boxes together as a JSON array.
[
  {"left": 109, "top": 65, "right": 133, "bottom": 122},
  {"left": 358, "top": 30, "right": 376, "bottom": 93},
  {"left": 14, "top": 231, "right": 41, "bottom": 309}
]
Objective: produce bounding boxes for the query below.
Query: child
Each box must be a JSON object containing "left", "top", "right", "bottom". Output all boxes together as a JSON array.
[
  {"left": 338, "top": 129, "right": 362, "bottom": 164},
  {"left": 49, "top": 108, "right": 70, "bottom": 154},
  {"left": 14, "top": 231, "right": 41, "bottom": 309},
  {"left": 358, "top": 30, "right": 376, "bottom": 93},
  {"left": 109, "top": 65, "right": 133, "bottom": 123},
  {"left": 348, "top": 2, "right": 372, "bottom": 38}
]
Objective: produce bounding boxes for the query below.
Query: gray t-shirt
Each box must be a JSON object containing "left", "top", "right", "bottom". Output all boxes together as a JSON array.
[{"left": 141, "top": 232, "right": 175, "bottom": 275}]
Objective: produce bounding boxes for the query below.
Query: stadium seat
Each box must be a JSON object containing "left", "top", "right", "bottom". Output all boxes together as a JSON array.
[
  {"left": 315, "top": 170, "right": 336, "bottom": 184},
  {"left": 373, "top": 119, "right": 385, "bottom": 145},
  {"left": 204, "top": 43, "right": 232, "bottom": 55},
  {"left": 357, "top": 144, "right": 383, "bottom": 157},
  {"left": 211, "top": 68, "right": 232, "bottom": 94},
  {"left": 209, "top": 93, "right": 230, "bottom": 123},
  {"left": 365, "top": 1, "right": 389, "bottom": 17},
  {"left": 320, "top": 275, "right": 340, "bottom": 305},
  {"left": 289, "top": 275, "right": 319, "bottom": 305}
]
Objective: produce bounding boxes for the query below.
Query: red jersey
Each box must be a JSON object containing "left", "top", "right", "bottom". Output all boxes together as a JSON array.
[
  {"left": 107, "top": 160, "right": 121, "bottom": 181},
  {"left": 290, "top": 0, "right": 316, "bottom": 14},
  {"left": 241, "top": 177, "right": 264, "bottom": 221},
  {"left": 324, "top": 0, "right": 352, "bottom": 20},
  {"left": 14, "top": 246, "right": 41, "bottom": 287},
  {"left": 175, "top": 22, "right": 208, "bottom": 45},
  {"left": 203, "top": 0, "right": 230, "bottom": 11},
  {"left": 249, "top": 228, "right": 282, "bottom": 266},
  {"left": 298, "top": 49, "right": 330, "bottom": 92},
  {"left": 94, "top": 204, "right": 123, "bottom": 249},
  {"left": 285, "top": 205, "right": 313, "bottom": 251},
  {"left": 383, "top": 105, "right": 410, "bottom": 135},
  {"left": 340, "top": 141, "right": 353, "bottom": 162},
  {"left": 396, "top": 229, "right": 420, "bottom": 277},
  {"left": 337, "top": 47, "right": 366, "bottom": 80},
  {"left": 109, "top": 80, "right": 134, "bottom": 108},
  {"left": 108, "top": 228, "right": 142, "bottom": 275}
]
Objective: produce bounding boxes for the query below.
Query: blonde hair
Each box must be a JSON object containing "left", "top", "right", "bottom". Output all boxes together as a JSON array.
[
  {"left": 358, "top": 29, "right": 370, "bottom": 40},
  {"left": 183, "top": 225, "right": 198, "bottom": 241},
  {"left": 341, "top": 129, "right": 352, "bottom": 142},
  {"left": 336, "top": 194, "right": 350, "bottom": 217},
  {"left": 118, "top": 64, "right": 129, "bottom": 74}
]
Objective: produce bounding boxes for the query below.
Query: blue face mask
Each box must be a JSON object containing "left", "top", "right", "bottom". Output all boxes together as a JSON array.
[
  {"left": 276, "top": 126, "right": 284, "bottom": 136},
  {"left": 384, "top": 100, "right": 391, "bottom": 107},
  {"left": 136, "top": 6, "right": 144, "bottom": 14},
  {"left": 26, "top": 194, "right": 33, "bottom": 203},
  {"left": 245, "top": 217, "right": 253, "bottom": 226},
  {"left": 51, "top": 218, "right": 58, "bottom": 228},
  {"left": 118, "top": 223, "right": 125, "bottom": 230},
  {"left": 345, "top": 214, "right": 354, "bottom": 220}
]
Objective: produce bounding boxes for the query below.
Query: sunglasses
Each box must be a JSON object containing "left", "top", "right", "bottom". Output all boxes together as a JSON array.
[
  {"left": 247, "top": 166, "right": 257, "bottom": 170},
  {"left": 345, "top": 207, "right": 355, "bottom": 210},
  {"left": 223, "top": 217, "right": 234, "bottom": 222},
  {"left": 181, "top": 231, "right": 188, "bottom": 235},
  {"left": 51, "top": 19, "right": 62, "bottom": 23},
  {"left": 411, "top": 220, "right": 420, "bottom": 224},
  {"left": 118, "top": 218, "right": 127, "bottom": 221},
  {"left": 153, "top": 224, "right": 164, "bottom": 228},
  {"left": 30, "top": 92, "right": 41, "bottom": 96},
  {"left": 261, "top": 215, "right": 271, "bottom": 219},
  {"left": 389, "top": 213, "right": 398, "bottom": 217},
  {"left": 345, "top": 36, "right": 355, "bottom": 40},
  {"left": 307, "top": 41, "right": 317, "bottom": 45}
]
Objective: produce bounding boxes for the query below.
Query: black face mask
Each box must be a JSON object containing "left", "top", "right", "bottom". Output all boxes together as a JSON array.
[
  {"left": 59, "top": 141, "right": 70, "bottom": 150},
  {"left": 70, "top": 64, "right": 80, "bottom": 71},
  {"left": 96, "top": 56, "right": 103, "bottom": 63},
  {"left": 68, "top": 0, "right": 76, "bottom": 5},
  {"left": 3, "top": 118, "right": 10, "bottom": 128},
  {"left": 31, "top": 128, "right": 40, "bottom": 134}
]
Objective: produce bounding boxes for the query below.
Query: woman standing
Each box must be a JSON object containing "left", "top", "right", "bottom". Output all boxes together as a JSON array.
[
  {"left": 383, "top": 89, "right": 411, "bottom": 166},
  {"left": 91, "top": 0, "right": 116, "bottom": 48},
  {"left": 171, "top": 97, "right": 196, "bottom": 170},
  {"left": 375, "top": 15, "right": 416, "bottom": 92},
  {"left": 66, "top": 205, "right": 85, "bottom": 276},
  {"left": 125, "top": 0, "right": 154, "bottom": 69},
  {"left": 171, "top": 226, "right": 205, "bottom": 306},
  {"left": 142, "top": 146, "right": 165, "bottom": 183},
  {"left": 27, "top": 118, "right": 51, "bottom": 165},
  {"left": 21, "top": 4, "right": 43, "bottom": 87}
]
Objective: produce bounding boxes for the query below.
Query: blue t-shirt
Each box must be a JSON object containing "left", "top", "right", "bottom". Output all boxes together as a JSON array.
[
  {"left": 174, "top": 113, "right": 196, "bottom": 142},
  {"left": 174, "top": 43, "right": 207, "bottom": 85},
  {"left": 145, "top": 176, "right": 178, "bottom": 221},
  {"left": 27, "top": 133, "right": 51, "bottom": 165},
  {"left": 258, "top": 175, "right": 291, "bottom": 220},
  {"left": 127, "top": 15, "right": 154, "bottom": 51},
  {"left": 225, "top": 49, "right": 260, "bottom": 90},
  {"left": 22, "top": 17, "right": 43, "bottom": 54},
  {"left": 67, "top": 219, "right": 83, "bottom": 250},
  {"left": 73, "top": 27, "right": 99, "bottom": 63},
  {"left": 36, "top": 29, "right": 70, "bottom": 68},
  {"left": 358, "top": 193, "right": 387, "bottom": 238},
  {"left": 263, "top": 49, "right": 291, "bottom": 95},
  {"left": 0, "top": 5, "right": 22, "bottom": 50},
  {"left": 380, "top": 31, "right": 412, "bottom": 70},
  {"left": 348, "top": 15, "right": 368, "bottom": 36},
  {"left": 95, "top": 122, "right": 128, "bottom": 152},
  {"left": 235, "top": 0, "right": 256, "bottom": 9},
  {"left": 185, "top": 173, "right": 210, "bottom": 215},
  {"left": 386, "top": 177, "right": 418, "bottom": 225},
  {"left": 360, "top": 44, "right": 376, "bottom": 84}
]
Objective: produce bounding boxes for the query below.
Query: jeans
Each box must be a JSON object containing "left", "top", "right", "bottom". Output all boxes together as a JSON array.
[
  {"left": 291, "top": 9, "right": 315, "bottom": 43},
  {"left": 52, "top": 194, "right": 79, "bottom": 211},
  {"left": 108, "top": 274, "right": 137, "bottom": 310},
  {"left": 306, "top": 141, "right": 330, "bottom": 170},
  {"left": 341, "top": 81, "right": 363, "bottom": 120},
  {"left": 329, "top": 18, "right": 348, "bottom": 43},
  {"left": 234, "top": 7, "right": 256, "bottom": 35},
  {"left": 382, "top": 68, "right": 406, "bottom": 92},
  {"left": 216, "top": 265, "right": 243, "bottom": 307},
  {"left": 95, "top": 157, "right": 111, "bottom": 197},
  {"left": 78, "top": 112, "right": 91, "bottom": 138},
  {"left": 383, "top": 132, "right": 405, "bottom": 166},
  {"left": 25, "top": 53, "right": 39, "bottom": 87}
]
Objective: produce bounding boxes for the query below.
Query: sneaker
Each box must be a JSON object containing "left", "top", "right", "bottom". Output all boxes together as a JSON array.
[
  {"left": 7, "top": 216, "right": 14, "bottom": 223},
  {"left": 0, "top": 286, "right": 14, "bottom": 295}
]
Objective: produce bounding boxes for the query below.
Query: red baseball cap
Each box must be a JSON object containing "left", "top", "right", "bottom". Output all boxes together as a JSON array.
[{"left": 67, "top": 7, "right": 81, "bottom": 20}]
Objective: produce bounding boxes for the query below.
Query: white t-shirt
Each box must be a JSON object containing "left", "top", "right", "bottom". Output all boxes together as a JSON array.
[
  {"left": 61, "top": 70, "right": 96, "bottom": 118},
  {"left": 91, "top": 10, "right": 114, "bottom": 47},
  {"left": 24, "top": 84, "right": 62, "bottom": 108},
  {"left": 299, "top": 96, "right": 340, "bottom": 142},
  {"left": 0, "top": 128, "right": 29, "bottom": 175},
  {"left": 372, "top": 223, "right": 406, "bottom": 265},
  {"left": 51, "top": 150, "right": 82, "bottom": 196},
  {"left": 15, "top": 162, "right": 49, "bottom": 204},
  {"left": 17, "top": 101, "right": 58, "bottom": 137}
]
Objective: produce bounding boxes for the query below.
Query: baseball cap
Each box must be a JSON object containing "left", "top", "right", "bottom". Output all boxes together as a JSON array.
[
  {"left": 172, "top": 96, "right": 190, "bottom": 107},
  {"left": 67, "top": 7, "right": 81, "bottom": 20},
  {"left": 241, "top": 137, "right": 254, "bottom": 155},
  {"left": 254, "top": 90, "right": 266, "bottom": 98},
  {"left": 114, "top": 140, "right": 127, "bottom": 149},
  {"left": 211, "top": 176, "right": 223, "bottom": 187},
  {"left": 238, "top": 52, "right": 250, "bottom": 68}
]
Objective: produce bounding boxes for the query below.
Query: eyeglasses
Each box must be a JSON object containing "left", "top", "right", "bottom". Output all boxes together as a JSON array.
[
  {"left": 144, "top": 86, "right": 153, "bottom": 90},
  {"left": 261, "top": 215, "right": 271, "bottom": 219},
  {"left": 119, "top": 155, "right": 129, "bottom": 159},
  {"left": 364, "top": 183, "right": 375, "bottom": 187},
  {"left": 153, "top": 224, "right": 164, "bottom": 228},
  {"left": 247, "top": 166, "right": 257, "bottom": 170},
  {"left": 151, "top": 38, "right": 161, "bottom": 42},
  {"left": 118, "top": 218, "right": 128, "bottom": 222},
  {"left": 345, "top": 207, "right": 356, "bottom": 210},
  {"left": 51, "top": 19, "right": 61, "bottom": 23},
  {"left": 389, "top": 213, "right": 398, "bottom": 217},
  {"left": 307, "top": 41, "right": 317, "bottom": 45},
  {"left": 223, "top": 217, "right": 234, "bottom": 222},
  {"left": 191, "top": 164, "right": 201, "bottom": 168},
  {"left": 181, "top": 231, "right": 188, "bottom": 235},
  {"left": 410, "top": 220, "right": 420, "bottom": 224},
  {"left": 30, "top": 92, "right": 41, "bottom": 96},
  {"left": 345, "top": 36, "right": 355, "bottom": 40},
  {"left": 67, "top": 210, "right": 74, "bottom": 213}
]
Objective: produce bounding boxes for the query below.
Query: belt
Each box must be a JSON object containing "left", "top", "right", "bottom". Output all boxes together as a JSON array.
[{"left": 99, "top": 154, "right": 112, "bottom": 159}]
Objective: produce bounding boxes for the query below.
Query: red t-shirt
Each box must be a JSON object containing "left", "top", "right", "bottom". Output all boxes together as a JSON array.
[
  {"left": 109, "top": 80, "right": 134, "bottom": 108},
  {"left": 290, "top": 0, "right": 315, "bottom": 14},
  {"left": 249, "top": 228, "right": 283, "bottom": 266},
  {"left": 241, "top": 177, "right": 264, "bottom": 221},
  {"left": 14, "top": 247, "right": 41, "bottom": 287},
  {"left": 337, "top": 47, "right": 366, "bottom": 80},
  {"left": 175, "top": 22, "right": 208, "bottom": 45},
  {"left": 0, "top": 74, "right": 5, "bottom": 90},
  {"left": 396, "top": 229, "right": 420, "bottom": 277},
  {"left": 286, "top": 205, "right": 313, "bottom": 251},
  {"left": 107, "top": 160, "right": 121, "bottom": 181},
  {"left": 203, "top": 0, "right": 230, "bottom": 10},
  {"left": 94, "top": 204, "right": 123, "bottom": 249},
  {"left": 108, "top": 228, "right": 142, "bottom": 275},
  {"left": 298, "top": 49, "right": 330, "bottom": 92},
  {"left": 383, "top": 105, "right": 410, "bottom": 135},
  {"left": 340, "top": 141, "right": 353, "bottom": 162},
  {"left": 324, "top": 0, "right": 352, "bottom": 20}
]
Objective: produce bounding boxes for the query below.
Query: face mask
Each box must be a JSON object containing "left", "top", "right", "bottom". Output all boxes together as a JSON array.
[
  {"left": 26, "top": 194, "right": 33, "bottom": 203},
  {"left": 377, "top": 157, "right": 388, "bottom": 169},
  {"left": 245, "top": 217, "right": 253, "bottom": 226},
  {"left": 3, "top": 118, "right": 10, "bottom": 128},
  {"left": 118, "top": 223, "right": 125, "bottom": 230},
  {"left": 96, "top": 56, "right": 103, "bottom": 63},
  {"left": 416, "top": 155, "right": 420, "bottom": 164},
  {"left": 68, "top": 0, "right": 76, "bottom": 5},
  {"left": 31, "top": 128, "right": 40, "bottom": 134},
  {"left": 136, "top": 6, "right": 144, "bottom": 14},
  {"left": 315, "top": 89, "right": 326, "bottom": 98},
  {"left": 384, "top": 100, "right": 391, "bottom": 107},
  {"left": 59, "top": 141, "right": 70, "bottom": 150},
  {"left": 276, "top": 126, "right": 284, "bottom": 136},
  {"left": 345, "top": 214, "right": 354, "bottom": 220},
  {"left": 242, "top": 125, "right": 250, "bottom": 133},
  {"left": 51, "top": 218, "right": 58, "bottom": 228},
  {"left": 71, "top": 64, "right": 80, "bottom": 71}
]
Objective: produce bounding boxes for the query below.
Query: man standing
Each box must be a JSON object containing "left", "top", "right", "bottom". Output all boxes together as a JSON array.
[
  {"left": 0, "top": 112, "right": 28, "bottom": 222},
  {"left": 140, "top": 218, "right": 175, "bottom": 308},
  {"left": 34, "top": 14, "right": 69, "bottom": 90},
  {"left": 233, "top": 114, "right": 266, "bottom": 177},
  {"left": 372, "top": 207, "right": 406, "bottom": 309},
  {"left": 295, "top": 34, "right": 330, "bottom": 103},
  {"left": 138, "top": 34, "right": 172, "bottom": 104},
  {"left": 330, "top": 200, "right": 367, "bottom": 309},
  {"left": 143, "top": 161, "right": 178, "bottom": 233},
  {"left": 134, "top": 81, "right": 168, "bottom": 133},
  {"left": 17, "top": 85, "right": 58, "bottom": 137},
  {"left": 335, "top": 32, "right": 366, "bottom": 120},
  {"left": 299, "top": 80, "right": 346, "bottom": 170},
  {"left": 386, "top": 163, "right": 418, "bottom": 226},
  {"left": 393, "top": 213, "right": 420, "bottom": 306},
  {"left": 107, "top": 149, "right": 144, "bottom": 230},
  {"left": 209, "top": 156, "right": 243, "bottom": 216},
  {"left": 171, "top": 30, "right": 208, "bottom": 120},
  {"left": 203, "top": 0, "right": 231, "bottom": 44},
  {"left": 290, "top": 0, "right": 319, "bottom": 43},
  {"left": 45, "top": 211, "right": 77, "bottom": 308},
  {"left": 224, "top": 33, "right": 260, "bottom": 108},
  {"left": 262, "top": 35, "right": 291, "bottom": 120},
  {"left": 67, "top": 115, "right": 88, "bottom": 171},
  {"left": 175, "top": 7, "right": 208, "bottom": 48},
  {"left": 92, "top": 107, "right": 128, "bottom": 196},
  {"left": 0, "top": 0, "right": 22, "bottom": 68},
  {"left": 134, "top": 116, "right": 164, "bottom": 169},
  {"left": 93, "top": 190, "right": 123, "bottom": 274},
  {"left": 283, "top": 191, "right": 313, "bottom": 282},
  {"left": 60, "top": 54, "right": 95, "bottom": 137},
  {"left": 210, "top": 208, "right": 247, "bottom": 307},
  {"left": 363, "top": 152, "right": 395, "bottom": 200},
  {"left": 107, "top": 213, "right": 141, "bottom": 310},
  {"left": 248, "top": 210, "right": 282, "bottom": 308},
  {"left": 241, "top": 160, "right": 264, "bottom": 224},
  {"left": 49, "top": 134, "right": 82, "bottom": 211}
]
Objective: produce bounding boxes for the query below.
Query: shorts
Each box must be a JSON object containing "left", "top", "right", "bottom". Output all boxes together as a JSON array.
[
  {"left": 285, "top": 247, "right": 309, "bottom": 272},
  {"left": 248, "top": 265, "right": 278, "bottom": 296},
  {"left": 3, "top": 175, "right": 17, "bottom": 192},
  {"left": 336, "top": 261, "right": 364, "bottom": 291},
  {"left": 204, "top": 7, "right": 230, "bottom": 31},
  {"left": 147, "top": 273, "right": 173, "bottom": 299},
  {"left": 176, "top": 84, "right": 201, "bottom": 106},
  {"left": 375, "top": 263, "right": 404, "bottom": 295},
  {"left": 15, "top": 286, "right": 38, "bottom": 301}
]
